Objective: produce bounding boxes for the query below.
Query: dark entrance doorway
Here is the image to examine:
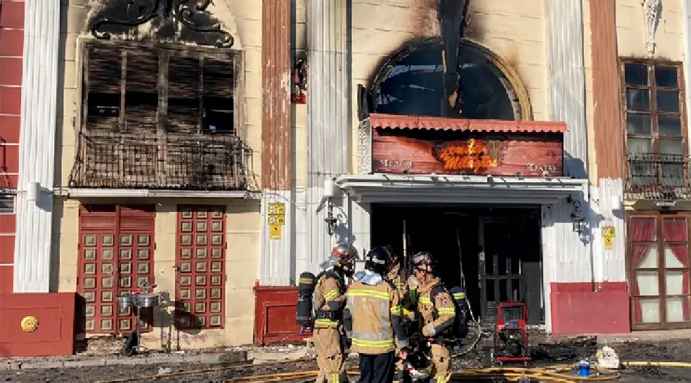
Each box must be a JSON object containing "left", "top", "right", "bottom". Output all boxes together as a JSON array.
[{"left": 371, "top": 205, "right": 543, "bottom": 324}]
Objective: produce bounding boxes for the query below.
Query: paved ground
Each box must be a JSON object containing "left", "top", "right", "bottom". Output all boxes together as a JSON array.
[{"left": 2, "top": 334, "right": 691, "bottom": 382}]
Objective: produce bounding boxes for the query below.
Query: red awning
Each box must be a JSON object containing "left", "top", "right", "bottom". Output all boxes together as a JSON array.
[{"left": 369, "top": 113, "right": 567, "bottom": 133}]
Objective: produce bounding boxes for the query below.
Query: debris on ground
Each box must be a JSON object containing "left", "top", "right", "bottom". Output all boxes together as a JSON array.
[
  {"left": 530, "top": 336, "right": 598, "bottom": 362},
  {"left": 3, "top": 339, "right": 691, "bottom": 382},
  {"left": 597, "top": 346, "right": 620, "bottom": 370}
]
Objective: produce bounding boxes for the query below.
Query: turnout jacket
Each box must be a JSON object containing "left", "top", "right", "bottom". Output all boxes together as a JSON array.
[
  {"left": 313, "top": 271, "right": 347, "bottom": 329},
  {"left": 416, "top": 276, "right": 456, "bottom": 338},
  {"left": 344, "top": 271, "right": 408, "bottom": 355}
]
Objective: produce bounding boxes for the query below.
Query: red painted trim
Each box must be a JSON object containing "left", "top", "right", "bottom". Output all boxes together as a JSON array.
[
  {"left": 551, "top": 282, "right": 627, "bottom": 292},
  {"left": 0, "top": 58, "right": 22, "bottom": 86},
  {"left": 0, "top": 1, "right": 25, "bottom": 29},
  {"left": 0, "top": 143, "right": 18, "bottom": 173},
  {"left": 0, "top": 234, "right": 14, "bottom": 263},
  {"left": 0, "top": 174, "right": 18, "bottom": 188},
  {"left": 0, "top": 214, "right": 16, "bottom": 233},
  {"left": 0, "top": 29, "right": 22, "bottom": 56},
  {"left": 0, "top": 265, "right": 11, "bottom": 294},
  {"left": 0, "top": 115, "right": 21, "bottom": 143},
  {"left": 0, "top": 86, "right": 21, "bottom": 115},
  {"left": 0, "top": 293, "right": 77, "bottom": 356},
  {"left": 254, "top": 283, "right": 304, "bottom": 345},
  {"left": 370, "top": 113, "right": 567, "bottom": 133},
  {"left": 550, "top": 282, "right": 630, "bottom": 335}
]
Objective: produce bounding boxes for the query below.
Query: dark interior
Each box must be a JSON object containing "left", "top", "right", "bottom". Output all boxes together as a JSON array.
[{"left": 371, "top": 204, "right": 544, "bottom": 325}]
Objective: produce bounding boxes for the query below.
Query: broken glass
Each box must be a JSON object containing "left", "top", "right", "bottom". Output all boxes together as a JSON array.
[{"left": 373, "top": 40, "right": 516, "bottom": 120}]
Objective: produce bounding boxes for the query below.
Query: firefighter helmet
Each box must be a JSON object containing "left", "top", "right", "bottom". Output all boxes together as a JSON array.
[
  {"left": 412, "top": 251, "right": 433, "bottom": 273},
  {"left": 331, "top": 243, "right": 356, "bottom": 271},
  {"left": 365, "top": 246, "right": 392, "bottom": 275}
]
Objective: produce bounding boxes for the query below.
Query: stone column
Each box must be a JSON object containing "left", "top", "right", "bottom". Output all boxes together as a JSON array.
[
  {"left": 305, "top": 0, "right": 351, "bottom": 272},
  {"left": 544, "top": 0, "right": 587, "bottom": 179},
  {"left": 13, "top": 0, "right": 60, "bottom": 292}
]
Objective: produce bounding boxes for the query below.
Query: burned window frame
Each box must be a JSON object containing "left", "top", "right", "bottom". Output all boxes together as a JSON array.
[
  {"left": 77, "top": 39, "right": 241, "bottom": 137},
  {"left": 367, "top": 38, "right": 532, "bottom": 121}
]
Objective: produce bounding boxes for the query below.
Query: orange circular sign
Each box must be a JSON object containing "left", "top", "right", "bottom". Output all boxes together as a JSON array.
[{"left": 20, "top": 316, "right": 39, "bottom": 333}]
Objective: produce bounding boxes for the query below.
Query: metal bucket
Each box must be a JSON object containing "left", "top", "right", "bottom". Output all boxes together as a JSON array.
[
  {"left": 118, "top": 294, "right": 133, "bottom": 310},
  {"left": 135, "top": 294, "right": 159, "bottom": 308}
]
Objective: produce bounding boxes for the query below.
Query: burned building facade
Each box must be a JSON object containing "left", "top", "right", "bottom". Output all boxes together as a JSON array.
[{"left": 2, "top": 0, "right": 691, "bottom": 355}]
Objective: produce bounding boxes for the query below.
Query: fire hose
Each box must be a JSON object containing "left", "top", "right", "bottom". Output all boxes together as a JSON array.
[
  {"left": 96, "top": 360, "right": 691, "bottom": 383},
  {"left": 225, "top": 366, "right": 622, "bottom": 383},
  {"left": 451, "top": 320, "right": 489, "bottom": 357},
  {"left": 623, "top": 361, "right": 691, "bottom": 368}
]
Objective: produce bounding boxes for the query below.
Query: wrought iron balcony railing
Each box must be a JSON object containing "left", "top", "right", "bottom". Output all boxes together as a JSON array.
[
  {"left": 626, "top": 153, "right": 691, "bottom": 200},
  {"left": 69, "top": 133, "right": 252, "bottom": 191}
]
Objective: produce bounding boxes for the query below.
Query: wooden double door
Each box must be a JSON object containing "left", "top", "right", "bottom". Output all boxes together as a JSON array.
[{"left": 628, "top": 213, "right": 691, "bottom": 330}]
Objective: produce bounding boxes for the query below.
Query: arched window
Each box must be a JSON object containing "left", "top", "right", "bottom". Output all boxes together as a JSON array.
[{"left": 370, "top": 38, "right": 527, "bottom": 120}]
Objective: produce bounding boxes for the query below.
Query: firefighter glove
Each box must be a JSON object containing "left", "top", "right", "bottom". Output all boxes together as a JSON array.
[
  {"left": 344, "top": 337, "right": 352, "bottom": 352},
  {"left": 422, "top": 323, "right": 436, "bottom": 337},
  {"left": 407, "top": 275, "right": 420, "bottom": 290}
]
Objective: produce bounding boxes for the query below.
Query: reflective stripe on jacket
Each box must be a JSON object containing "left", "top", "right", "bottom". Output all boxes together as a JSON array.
[
  {"left": 313, "top": 273, "right": 346, "bottom": 329},
  {"left": 345, "top": 279, "right": 406, "bottom": 354},
  {"left": 417, "top": 276, "right": 456, "bottom": 337}
]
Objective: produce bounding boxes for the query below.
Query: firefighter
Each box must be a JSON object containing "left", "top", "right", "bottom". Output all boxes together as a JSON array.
[
  {"left": 313, "top": 243, "right": 356, "bottom": 383},
  {"left": 411, "top": 251, "right": 456, "bottom": 383},
  {"left": 344, "top": 246, "right": 408, "bottom": 383},
  {"left": 383, "top": 246, "right": 405, "bottom": 295}
]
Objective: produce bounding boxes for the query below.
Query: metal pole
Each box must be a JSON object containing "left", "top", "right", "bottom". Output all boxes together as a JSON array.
[{"left": 402, "top": 219, "right": 408, "bottom": 278}]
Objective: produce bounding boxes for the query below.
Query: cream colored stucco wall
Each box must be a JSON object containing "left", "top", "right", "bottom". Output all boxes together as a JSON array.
[
  {"left": 57, "top": 199, "right": 81, "bottom": 292},
  {"left": 348, "top": 0, "right": 548, "bottom": 171},
  {"left": 55, "top": 0, "right": 263, "bottom": 348},
  {"left": 616, "top": 0, "right": 684, "bottom": 60}
]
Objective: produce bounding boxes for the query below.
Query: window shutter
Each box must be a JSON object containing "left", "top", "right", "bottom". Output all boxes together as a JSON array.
[
  {"left": 124, "top": 49, "right": 159, "bottom": 133},
  {"left": 202, "top": 56, "right": 235, "bottom": 134},
  {"left": 86, "top": 46, "right": 123, "bottom": 132},
  {"left": 168, "top": 54, "right": 201, "bottom": 134}
]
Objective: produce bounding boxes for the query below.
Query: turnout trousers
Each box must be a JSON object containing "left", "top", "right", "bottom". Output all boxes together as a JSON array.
[
  {"left": 314, "top": 327, "right": 348, "bottom": 383},
  {"left": 358, "top": 351, "right": 395, "bottom": 383}
]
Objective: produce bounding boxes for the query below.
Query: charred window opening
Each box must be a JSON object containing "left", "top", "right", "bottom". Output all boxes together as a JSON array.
[
  {"left": 371, "top": 39, "right": 520, "bottom": 120},
  {"left": 83, "top": 41, "right": 237, "bottom": 135},
  {"left": 71, "top": 40, "right": 250, "bottom": 191}
]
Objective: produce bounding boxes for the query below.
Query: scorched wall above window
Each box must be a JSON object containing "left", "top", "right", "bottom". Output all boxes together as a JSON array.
[{"left": 370, "top": 39, "right": 524, "bottom": 120}]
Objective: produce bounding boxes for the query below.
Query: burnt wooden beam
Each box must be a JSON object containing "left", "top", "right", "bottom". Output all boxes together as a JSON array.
[
  {"left": 590, "top": 0, "right": 624, "bottom": 179},
  {"left": 261, "top": 0, "right": 292, "bottom": 191},
  {"left": 438, "top": 0, "right": 469, "bottom": 116}
]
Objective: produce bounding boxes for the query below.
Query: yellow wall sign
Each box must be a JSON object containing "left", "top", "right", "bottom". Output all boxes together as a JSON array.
[
  {"left": 20, "top": 315, "right": 39, "bottom": 333},
  {"left": 268, "top": 202, "right": 286, "bottom": 240},
  {"left": 602, "top": 225, "right": 615, "bottom": 250}
]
